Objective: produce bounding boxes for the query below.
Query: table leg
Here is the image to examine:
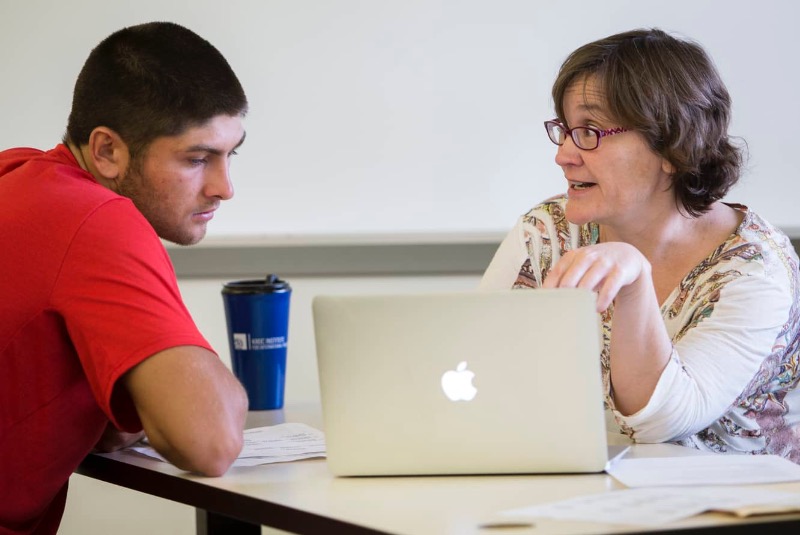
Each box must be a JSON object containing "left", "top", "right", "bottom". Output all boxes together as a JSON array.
[{"left": 196, "top": 508, "right": 261, "bottom": 535}]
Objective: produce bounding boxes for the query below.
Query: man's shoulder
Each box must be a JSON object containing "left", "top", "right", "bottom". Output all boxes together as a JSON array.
[
  {"left": 4, "top": 144, "right": 131, "bottom": 216},
  {"left": 0, "top": 146, "right": 47, "bottom": 177},
  {"left": 1, "top": 145, "right": 149, "bottom": 261}
]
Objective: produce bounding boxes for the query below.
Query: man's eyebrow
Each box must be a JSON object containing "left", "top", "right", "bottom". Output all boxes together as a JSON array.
[{"left": 185, "top": 131, "right": 247, "bottom": 155}]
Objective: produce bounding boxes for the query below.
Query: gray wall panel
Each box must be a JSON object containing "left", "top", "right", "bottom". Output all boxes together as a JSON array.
[{"left": 168, "top": 238, "right": 800, "bottom": 279}]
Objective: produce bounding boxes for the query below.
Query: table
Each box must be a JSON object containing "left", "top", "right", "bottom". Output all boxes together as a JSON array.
[{"left": 76, "top": 404, "right": 800, "bottom": 535}]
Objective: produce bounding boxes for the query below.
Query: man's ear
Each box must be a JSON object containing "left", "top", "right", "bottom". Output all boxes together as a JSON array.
[{"left": 85, "top": 127, "right": 130, "bottom": 184}]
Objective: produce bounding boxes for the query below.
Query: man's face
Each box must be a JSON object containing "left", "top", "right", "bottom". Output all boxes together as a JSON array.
[{"left": 117, "top": 114, "right": 245, "bottom": 245}]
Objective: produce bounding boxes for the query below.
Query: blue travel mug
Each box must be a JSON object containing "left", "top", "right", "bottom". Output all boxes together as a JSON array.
[{"left": 221, "top": 274, "right": 291, "bottom": 410}]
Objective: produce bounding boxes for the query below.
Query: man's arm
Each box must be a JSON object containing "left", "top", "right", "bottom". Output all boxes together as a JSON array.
[{"left": 121, "top": 345, "right": 248, "bottom": 476}]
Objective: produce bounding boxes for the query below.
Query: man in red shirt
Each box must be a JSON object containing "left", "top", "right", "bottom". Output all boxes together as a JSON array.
[{"left": 0, "top": 22, "right": 249, "bottom": 534}]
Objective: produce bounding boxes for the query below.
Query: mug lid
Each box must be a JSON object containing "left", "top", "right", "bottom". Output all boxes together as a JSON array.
[{"left": 222, "top": 274, "right": 291, "bottom": 294}]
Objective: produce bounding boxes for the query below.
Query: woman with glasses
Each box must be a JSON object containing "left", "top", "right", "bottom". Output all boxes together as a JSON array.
[{"left": 481, "top": 28, "right": 800, "bottom": 461}]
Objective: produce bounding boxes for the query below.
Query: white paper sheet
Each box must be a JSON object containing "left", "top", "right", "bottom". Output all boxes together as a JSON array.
[
  {"left": 126, "top": 422, "right": 326, "bottom": 468},
  {"left": 499, "top": 486, "right": 800, "bottom": 526},
  {"left": 606, "top": 454, "right": 800, "bottom": 487}
]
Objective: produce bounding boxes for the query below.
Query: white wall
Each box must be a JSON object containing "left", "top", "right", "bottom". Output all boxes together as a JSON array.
[{"left": 2, "top": 0, "right": 799, "bottom": 238}]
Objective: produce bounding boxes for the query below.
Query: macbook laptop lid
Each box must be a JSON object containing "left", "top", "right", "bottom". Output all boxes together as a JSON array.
[{"left": 313, "top": 289, "right": 609, "bottom": 476}]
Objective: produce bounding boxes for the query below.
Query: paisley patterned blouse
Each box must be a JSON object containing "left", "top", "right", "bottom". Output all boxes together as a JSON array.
[{"left": 480, "top": 194, "right": 800, "bottom": 461}]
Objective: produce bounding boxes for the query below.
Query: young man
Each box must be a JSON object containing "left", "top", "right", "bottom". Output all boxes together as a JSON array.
[{"left": 0, "top": 22, "right": 250, "bottom": 534}]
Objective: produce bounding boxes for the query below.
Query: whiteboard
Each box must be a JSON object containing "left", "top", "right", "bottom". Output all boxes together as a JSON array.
[{"left": 2, "top": 0, "right": 797, "bottom": 237}]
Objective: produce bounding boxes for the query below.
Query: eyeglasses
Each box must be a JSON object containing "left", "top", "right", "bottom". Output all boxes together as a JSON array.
[{"left": 544, "top": 120, "right": 629, "bottom": 151}]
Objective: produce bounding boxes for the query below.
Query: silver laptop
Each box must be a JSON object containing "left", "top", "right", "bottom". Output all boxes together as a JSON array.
[{"left": 312, "top": 289, "right": 612, "bottom": 476}]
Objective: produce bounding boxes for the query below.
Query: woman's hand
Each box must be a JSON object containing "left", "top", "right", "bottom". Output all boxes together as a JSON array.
[
  {"left": 542, "top": 242, "right": 652, "bottom": 311},
  {"left": 544, "top": 242, "right": 671, "bottom": 415}
]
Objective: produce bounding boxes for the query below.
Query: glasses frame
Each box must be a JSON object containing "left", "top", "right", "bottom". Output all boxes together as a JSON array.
[{"left": 544, "top": 119, "right": 629, "bottom": 151}]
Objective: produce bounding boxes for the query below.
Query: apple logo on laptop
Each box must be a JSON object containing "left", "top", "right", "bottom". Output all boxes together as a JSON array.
[{"left": 441, "top": 361, "right": 477, "bottom": 401}]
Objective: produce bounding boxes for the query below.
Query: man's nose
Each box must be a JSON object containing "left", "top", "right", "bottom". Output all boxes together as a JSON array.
[{"left": 206, "top": 163, "right": 234, "bottom": 200}]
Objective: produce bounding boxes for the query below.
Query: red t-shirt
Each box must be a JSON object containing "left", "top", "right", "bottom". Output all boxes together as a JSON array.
[{"left": 0, "top": 145, "right": 214, "bottom": 534}]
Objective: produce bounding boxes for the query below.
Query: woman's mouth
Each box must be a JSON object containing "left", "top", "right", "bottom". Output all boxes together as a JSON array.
[{"left": 569, "top": 181, "right": 596, "bottom": 190}]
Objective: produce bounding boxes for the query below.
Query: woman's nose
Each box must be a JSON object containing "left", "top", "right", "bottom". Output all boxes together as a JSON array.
[{"left": 554, "top": 135, "right": 582, "bottom": 168}]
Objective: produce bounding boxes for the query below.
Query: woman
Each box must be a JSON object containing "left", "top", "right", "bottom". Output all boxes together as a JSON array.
[{"left": 481, "top": 28, "right": 800, "bottom": 460}]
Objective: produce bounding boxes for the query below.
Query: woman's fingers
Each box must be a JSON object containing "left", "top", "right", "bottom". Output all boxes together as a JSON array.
[
  {"left": 542, "top": 243, "right": 646, "bottom": 311},
  {"left": 544, "top": 249, "right": 608, "bottom": 289}
]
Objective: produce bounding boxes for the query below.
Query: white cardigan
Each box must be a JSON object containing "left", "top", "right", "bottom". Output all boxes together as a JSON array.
[{"left": 480, "top": 195, "right": 800, "bottom": 457}]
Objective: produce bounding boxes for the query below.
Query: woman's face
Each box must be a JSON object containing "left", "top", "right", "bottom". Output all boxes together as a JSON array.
[{"left": 556, "top": 76, "right": 674, "bottom": 232}]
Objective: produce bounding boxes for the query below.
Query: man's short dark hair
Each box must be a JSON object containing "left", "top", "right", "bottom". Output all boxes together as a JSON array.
[{"left": 65, "top": 21, "right": 248, "bottom": 159}]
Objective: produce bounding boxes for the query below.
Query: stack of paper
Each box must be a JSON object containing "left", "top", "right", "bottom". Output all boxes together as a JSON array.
[
  {"left": 126, "top": 422, "right": 326, "bottom": 468},
  {"left": 606, "top": 453, "right": 800, "bottom": 488},
  {"left": 497, "top": 453, "right": 800, "bottom": 526},
  {"left": 499, "top": 486, "right": 800, "bottom": 526}
]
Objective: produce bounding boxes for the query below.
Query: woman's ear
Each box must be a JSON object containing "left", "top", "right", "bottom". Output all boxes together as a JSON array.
[
  {"left": 85, "top": 127, "right": 130, "bottom": 187},
  {"left": 661, "top": 157, "right": 676, "bottom": 176}
]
